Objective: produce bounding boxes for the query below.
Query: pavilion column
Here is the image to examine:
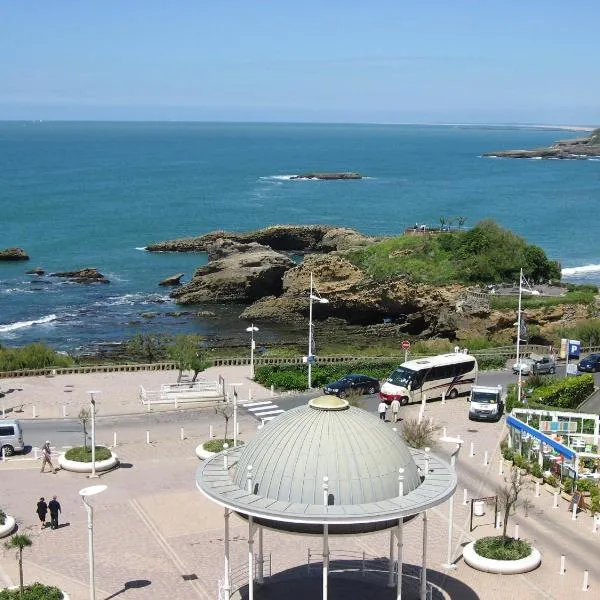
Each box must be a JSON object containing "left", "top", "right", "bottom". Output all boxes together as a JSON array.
[
  {"left": 397, "top": 518, "right": 404, "bottom": 600},
  {"left": 257, "top": 525, "right": 264, "bottom": 584},
  {"left": 420, "top": 511, "right": 428, "bottom": 600},
  {"left": 323, "top": 524, "right": 329, "bottom": 600},
  {"left": 248, "top": 517, "right": 255, "bottom": 600},
  {"left": 387, "top": 529, "right": 395, "bottom": 587},
  {"left": 223, "top": 508, "right": 231, "bottom": 600}
]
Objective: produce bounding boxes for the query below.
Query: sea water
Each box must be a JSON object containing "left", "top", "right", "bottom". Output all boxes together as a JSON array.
[{"left": 1, "top": 121, "right": 598, "bottom": 351}]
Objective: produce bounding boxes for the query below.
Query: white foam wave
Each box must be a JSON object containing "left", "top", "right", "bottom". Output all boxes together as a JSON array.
[
  {"left": 562, "top": 264, "right": 600, "bottom": 276},
  {"left": 135, "top": 246, "right": 147, "bottom": 251},
  {"left": 0, "top": 314, "right": 58, "bottom": 333},
  {"left": 96, "top": 293, "right": 171, "bottom": 307},
  {"left": 260, "top": 175, "right": 296, "bottom": 181}
]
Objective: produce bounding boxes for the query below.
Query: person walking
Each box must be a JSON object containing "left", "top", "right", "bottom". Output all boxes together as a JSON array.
[
  {"left": 377, "top": 400, "right": 387, "bottom": 422},
  {"left": 390, "top": 398, "right": 401, "bottom": 423},
  {"left": 40, "top": 441, "right": 57, "bottom": 474},
  {"left": 48, "top": 496, "right": 61, "bottom": 530},
  {"left": 36, "top": 497, "right": 48, "bottom": 529}
]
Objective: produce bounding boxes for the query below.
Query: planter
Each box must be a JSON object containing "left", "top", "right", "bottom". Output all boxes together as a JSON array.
[
  {"left": 1, "top": 586, "right": 70, "bottom": 600},
  {"left": 195, "top": 442, "right": 216, "bottom": 461},
  {"left": 463, "top": 541, "right": 541, "bottom": 574},
  {"left": 58, "top": 449, "right": 119, "bottom": 473},
  {"left": 0, "top": 515, "right": 16, "bottom": 538}
]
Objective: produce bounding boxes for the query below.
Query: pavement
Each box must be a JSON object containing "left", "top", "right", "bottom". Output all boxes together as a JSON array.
[{"left": 0, "top": 366, "right": 599, "bottom": 599}]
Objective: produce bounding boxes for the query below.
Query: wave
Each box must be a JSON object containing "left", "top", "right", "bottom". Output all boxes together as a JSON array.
[
  {"left": 562, "top": 264, "right": 600, "bottom": 276},
  {"left": 0, "top": 314, "right": 58, "bottom": 334},
  {"left": 135, "top": 246, "right": 147, "bottom": 251},
  {"left": 259, "top": 175, "right": 296, "bottom": 181}
]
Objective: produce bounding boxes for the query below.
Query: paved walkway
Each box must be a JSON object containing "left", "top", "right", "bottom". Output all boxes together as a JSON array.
[{"left": 0, "top": 368, "right": 599, "bottom": 599}]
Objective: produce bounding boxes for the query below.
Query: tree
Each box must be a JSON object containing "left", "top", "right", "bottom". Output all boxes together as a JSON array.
[
  {"left": 497, "top": 466, "right": 525, "bottom": 541},
  {"left": 125, "top": 334, "right": 168, "bottom": 363},
  {"left": 5, "top": 533, "right": 32, "bottom": 596},
  {"left": 447, "top": 217, "right": 455, "bottom": 231},
  {"left": 400, "top": 417, "right": 441, "bottom": 449},
  {"left": 215, "top": 403, "right": 234, "bottom": 441},
  {"left": 78, "top": 407, "right": 91, "bottom": 450},
  {"left": 439, "top": 216, "right": 446, "bottom": 231},
  {"left": 167, "top": 335, "right": 211, "bottom": 382},
  {"left": 457, "top": 216, "right": 467, "bottom": 230}
]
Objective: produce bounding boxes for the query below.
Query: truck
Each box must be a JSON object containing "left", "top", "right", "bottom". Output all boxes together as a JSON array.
[{"left": 468, "top": 385, "right": 503, "bottom": 421}]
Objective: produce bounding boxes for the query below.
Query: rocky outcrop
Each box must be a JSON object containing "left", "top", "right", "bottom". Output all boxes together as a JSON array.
[
  {"left": 485, "top": 128, "right": 600, "bottom": 159},
  {"left": 159, "top": 272, "right": 185, "bottom": 286},
  {"left": 289, "top": 172, "right": 362, "bottom": 180},
  {"left": 146, "top": 225, "right": 375, "bottom": 253},
  {"left": 50, "top": 268, "right": 110, "bottom": 284},
  {"left": 0, "top": 247, "right": 29, "bottom": 261},
  {"left": 26, "top": 267, "right": 45, "bottom": 275},
  {"left": 170, "top": 239, "right": 295, "bottom": 304}
]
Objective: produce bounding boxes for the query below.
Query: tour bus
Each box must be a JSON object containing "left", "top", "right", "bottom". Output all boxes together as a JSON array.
[{"left": 379, "top": 353, "right": 478, "bottom": 405}]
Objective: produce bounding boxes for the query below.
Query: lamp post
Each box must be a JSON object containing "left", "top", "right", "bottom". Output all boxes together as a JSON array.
[
  {"left": 79, "top": 484, "right": 107, "bottom": 600},
  {"left": 245, "top": 325, "right": 259, "bottom": 379},
  {"left": 439, "top": 435, "right": 463, "bottom": 569},
  {"left": 87, "top": 390, "right": 101, "bottom": 479},
  {"left": 308, "top": 272, "right": 329, "bottom": 389}
]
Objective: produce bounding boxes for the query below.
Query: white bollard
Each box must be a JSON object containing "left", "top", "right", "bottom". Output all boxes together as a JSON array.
[
  {"left": 592, "top": 515, "right": 599, "bottom": 534},
  {"left": 483, "top": 451, "right": 489, "bottom": 466},
  {"left": 535, "top": 481, "right": 540, "bottom": 497},
  {"left": 174, "top": 396, "right": 179, "bottom": 409},
  {"left": 441, "top": 392, "right": 446, "bottom": 405},
  {"left": 180, "top": 427, "right": 185, "bottom": 441},
  {"left": 463, "top": 488, "right": 468, "bottom": 505},
  {"left": 209, "top": 425, "right": 214, "bottom": 439},
  {"left": 499, "top": 459, "right": 504, "bottom": 475},
  {"left": 33, "top": 447, "right": 39, "bottom": 460},
  {"left": 572, "top": 501, "right": 578, "bottom": 520},
  {"left": 113, "top": 431, "right": 117, "bottom": 448},
  {"left": 146, "top": 430, "right": 150, "bottom": 444},
  {"left": 582, "top": 569, "right": 589, "bottom": 591},
  {"left": 559, "top": 554, "right": 566, "bottom": 575},
  {"left": 1, "top": 447, "right": 6, "bottom": 461},
  {"left": 236, "top": 422, "right": 240, "bottom": 437},
  {"left": 147, "top": 400, "right": 150, "bottom": 412},
  {"left": 553, "top": 491, "right": 559, "bottom": 508},
  {"left": 249, "top": 388, "right": 252, "bottom": 402},
  {"left": 270, "top": 384, "right": 274, "bottom": 397},
  {"left": 470, "top": 442, "right": 475, "bottom": 457},
  {"left": 442, "top": 427, "right": 447, "bottom": 438},
  {"left": 62, "top": 405, "right": 67, "bottom": 418},
  {"left": 496, "top": 513, "right": 502, "bottom": 529},
  {"left": 32, "top": 405, "right": 37, "bottom": 418},
  {"left": 514, "top": 524, "right": 519, "bottom": 540}
]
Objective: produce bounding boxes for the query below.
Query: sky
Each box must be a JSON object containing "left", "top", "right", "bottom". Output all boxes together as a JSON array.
[{"left": 1, "top": 1, "right": 599, "bottom": 124}]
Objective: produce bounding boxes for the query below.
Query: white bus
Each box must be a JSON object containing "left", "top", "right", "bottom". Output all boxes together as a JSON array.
[{"left": 379, "top": 353, "right": 478, "bottom": 405}]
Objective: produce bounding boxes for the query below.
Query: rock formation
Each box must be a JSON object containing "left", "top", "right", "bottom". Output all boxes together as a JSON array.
[
  {"left": 485, "top": 128, "right": 600, "bottom": 159},
  {"left": 159, "top": 272, "right": 185, "bottom": 286},
  {"left": 50, "top": 268, "right": 110, "bottom": 284},
  {"left": 289, "top": 172, "right": 362, "bottom": 180},
  {"left": 26, "top": 267, "right": 45, "bottom": 275},
  {"left": 0, "top": 247, "right": 29, "bottom": 261}
]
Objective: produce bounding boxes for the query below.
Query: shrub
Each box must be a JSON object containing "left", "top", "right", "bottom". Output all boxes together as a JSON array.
[
  {"left": 0, "top": 508, "right": 5, "bottom": 526},
  {"left": 530, "top": 463, "right": 543, "bottom": 479},
  {"left": 400, "top": 418, "right": 441, "bottom": 449},
  {"left": 0, "top": 343, "right": 74, "bottom": 372},
  {"left": 0, "top": 583, "right": 63, "bottom": 600},
  {"left": 590, "top": 495, "right": 600, "bottom": 515},
  {"left": 575, "top": 479, "right": 597, "bottom": 493},
  {"left": 202, "top": 439, "right": 244, "bottom": 453},
  {"left": 562, "top": 479, "right": 573, "bottom": 494},
  {"left": 474, "top": 536, "right": 532, "bottom": 561},
  {"left": 64, "top": 446, "right": 111, "bottom": 462},
  {"left": 533, "top": 374, "right": 594, "bottom": 409},
  {"left": 476, "top": 355, "right": 507, "bottom": 370},
  {"left": 543, "top": 474, "right": 558, "bottom": 488},
  {"left": 501, "top": 447, "right": 514, "bottom": 462}
]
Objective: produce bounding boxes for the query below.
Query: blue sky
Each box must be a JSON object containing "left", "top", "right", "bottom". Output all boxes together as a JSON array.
[{"left": 1, "top": 1, "right": 599, "bottom": 124}]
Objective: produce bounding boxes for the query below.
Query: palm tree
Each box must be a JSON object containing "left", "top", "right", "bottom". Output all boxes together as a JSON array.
[
  {"left": 457, "top": 216, "right": 467, "bottom": 230},
  {"left": 439, "top": 216, "right": 446, "bottom": 231},
  {"left": 5, "top": 533, "right": 33, "bottom": 596},
  {"left": 447, "top": 217, "right": 455, "bottom": 231}
]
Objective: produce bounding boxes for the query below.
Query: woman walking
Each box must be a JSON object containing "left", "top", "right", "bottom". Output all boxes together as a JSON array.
[{"left": 36, "top": 497, "right": 48, "bottom": 529}]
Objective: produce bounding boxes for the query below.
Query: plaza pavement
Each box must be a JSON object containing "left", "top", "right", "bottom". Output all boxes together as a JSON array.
[{"left": 0, "top": 367, "right": 599, "bottom": 599}]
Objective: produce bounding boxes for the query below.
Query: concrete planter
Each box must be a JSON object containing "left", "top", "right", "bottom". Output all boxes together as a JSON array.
[
  {"left": 463, "top": 541, "right": 541, "bottom": 574},
  {"left": 58, "top": 448, "right": 119, "bottom": 473},
  {"left": 0, "top": 515, "right": 16, "bottom": 538},
  {"left": 1, "top": 586, "right": 70, "bottom": 599},
  {"left": 196, "top": 442, "right": 217, "bottom": 460}
]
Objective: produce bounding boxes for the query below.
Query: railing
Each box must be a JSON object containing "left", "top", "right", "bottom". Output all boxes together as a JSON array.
[{"left": 139, "top": 381, "right": 224, "bottom": 405}]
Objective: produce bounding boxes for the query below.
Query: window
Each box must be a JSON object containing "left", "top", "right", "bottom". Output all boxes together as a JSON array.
[{"left": 0, "top": 426, "right": 15, "bottom": 436}]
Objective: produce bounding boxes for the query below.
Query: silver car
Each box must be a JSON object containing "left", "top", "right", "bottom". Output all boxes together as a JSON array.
[{"left": 512, "top": 354, "right": 556, "bottom": 376}]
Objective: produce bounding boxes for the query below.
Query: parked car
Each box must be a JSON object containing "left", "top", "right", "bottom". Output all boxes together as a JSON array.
[
  {"left": 512, "top": 354, "right": 556, "bottom": 376},
  {"left": 0, "top": 420, "right": 25, "bottom": 456},
  {"left": 323, "top": 374, "right": 380, "bottom": 398},
  {"left": 512, "top": 358, "right": 535, "bottom": 376},
  {"left": 577, "top": 353, "right": 600, "bottom": 373}
]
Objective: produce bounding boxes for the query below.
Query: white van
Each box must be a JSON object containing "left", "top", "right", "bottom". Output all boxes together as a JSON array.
[
  {"left": 469, "top": 385, "right": 504, "bottom": 421},
  {"left": 0, "top": 420, "right": 25, "bottom": 456},
  {"left": 380, "top": 353, "right": 478, "bottom": 405}
]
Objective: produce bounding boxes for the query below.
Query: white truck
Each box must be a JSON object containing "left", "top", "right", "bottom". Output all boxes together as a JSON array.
[{"left": 468, "top": 385, "right": 504, "bottom": 421}]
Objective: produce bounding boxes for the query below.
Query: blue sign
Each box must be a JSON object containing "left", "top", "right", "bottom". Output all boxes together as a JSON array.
[{"left": 568, "top": 340, "right": 581, "bottom": 360}]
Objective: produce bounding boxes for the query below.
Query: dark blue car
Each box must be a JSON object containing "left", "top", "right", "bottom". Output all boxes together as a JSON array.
[
  {"left": 577, "top": 354, "right": 600, "bottom": 373},
  {"left": 323, "top": 374, "right": 380, "bottom": 398}
]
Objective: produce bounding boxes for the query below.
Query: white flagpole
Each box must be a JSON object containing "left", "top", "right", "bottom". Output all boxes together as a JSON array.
[{"left": 516, "top": 268, "right": 523, "bottom": 405}]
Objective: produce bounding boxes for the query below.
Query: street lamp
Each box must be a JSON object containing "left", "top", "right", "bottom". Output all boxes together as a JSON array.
[
  {"left": 307, "top": 272, "right": 329, "bottom": 389},
  {"left": 245, "top": 324, "right": 259, "bottom": 379},
  {"left": 87, "top": 391, "right": 101, "bottom": 479},
  {"left": 79, "top": 484, "right": 107, "bottom": 600},
  {"left": 439, "top": 435, "right": 463, "bottom": 570}
]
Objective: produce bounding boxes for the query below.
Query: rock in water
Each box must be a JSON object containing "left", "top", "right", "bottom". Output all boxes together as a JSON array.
[
  {"left": 50, "top": 268, "right": 110, "bottom": 284},
  {"left": 289, "top": 172, "right": 363, "bottom": 180},
  {"left": 159, "top": 272, "right": 185, "bottom": 286},
  {"left": 0, "top": 247, "right": 29, "bottom": 261}
]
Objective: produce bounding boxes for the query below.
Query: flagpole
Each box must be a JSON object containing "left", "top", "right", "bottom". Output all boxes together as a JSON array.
[{"left": 516, "top": 268, "right": 523, "bottom": 405}]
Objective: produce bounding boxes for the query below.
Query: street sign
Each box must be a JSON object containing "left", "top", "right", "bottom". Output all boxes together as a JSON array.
[
  {"left": 568, "top": 340, "right": 581, "bottom": 360},
  {"left": 401, "top": 340, "right": 411, "bottom": 350}
]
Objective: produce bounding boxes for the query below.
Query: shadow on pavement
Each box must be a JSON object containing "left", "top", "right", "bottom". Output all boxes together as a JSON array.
[{"left": 103, "top": 579, "right": 151, "bottom": 600}]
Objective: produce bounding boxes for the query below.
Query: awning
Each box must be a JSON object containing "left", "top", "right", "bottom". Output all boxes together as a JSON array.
[{"left": 506, "top": 415, "right": 576, "bottom": 460}]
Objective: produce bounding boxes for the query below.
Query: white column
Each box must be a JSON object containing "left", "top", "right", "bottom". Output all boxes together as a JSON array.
[
  {"left": 224, "top": 508, "right": 231, "bottom": 600},
  {"left": 308, "top": 273, "right": 314, "bottom": 389},
  {"left": 323, "top": 524, "right": 329, "bottom": 600},
  {"left": 444, "top": 445, "right": 459, "bottom": 569},
  {"left": 387, "top": 529, "right": 395, "bottom": 587},
  {"left": 257, "top": 525, "right": 264, "bottom": 584},
  {"left": 84, "top": 500, "right": 95, "bottom": 600},
  {"left": 248, "top": 517, "right": 255, "bottom": 600},
  {"left": 397, "top": 518, "right": 403, "bottom": 600},
  {"left": 420, "top": 511, "right": 428, "bottom": 600}
]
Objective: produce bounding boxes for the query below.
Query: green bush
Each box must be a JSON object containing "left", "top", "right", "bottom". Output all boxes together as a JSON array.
[
  {"left": 534, "top": 374, "right": 595, "bottom": 409},
  {"left": 501, "top": 447, "right": 514, "bottom": 462},
  {"left": 530, "top": 463, "right": 543, "bottom": 479},
  {"left": 0, "top": 343, "right": 74, "bottom": 372},
  {"left": 543, "top": 474, "right": 558, "bottom": 488},
  {"left": 202, "top": 439, "right": 244, "bottom": 453},
  {"left": 575, "top": 479, "right": 598, "bottom": 493},
  {"left": 562, "top": 479, "right": 573, "bottom": 494},
  {"left": 64, "top": 446, "right": 111, "bottom": 462},
  {"left": 474, "top": 536, "right": 532, "bottom": 561},
  {"left": 0, "top": 508, "right": 5, "bottom": 526},
  {"left": 0, "top": 583, "right": 63, "bottom": 600},
  {"left": 476, "top": 355, "right": 507, "bottom": 370}
]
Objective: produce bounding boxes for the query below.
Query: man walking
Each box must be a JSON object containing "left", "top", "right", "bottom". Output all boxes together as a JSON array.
[
  {"left": 390, "top": 398, "right": 401, "bottom": 423},
  {"left": 36, "top": 497, "right": 48, "bottom": 529},
  {"left": 48, "top": 496, "right": 61, "bottom": 530},
  {"left": 377, "top": 400, "right": 387, "bottom": 422},
  {"left": 40, "top": 441, "right": 57, "bottom": 474}
]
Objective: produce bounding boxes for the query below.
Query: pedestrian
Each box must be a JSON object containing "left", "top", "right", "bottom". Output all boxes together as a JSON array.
[
  {"left": 40, "top": 441, "right": 57, "bottom": 474},
  {"left": 378, "top": 400, "right": 387, "bottom": 422},
  {"left": 36, "top": 497, "right": 48, "bottom": 529},
  {"left": 48, "top": 495, "right": 61, "bottom": 530},
  {"left": 390, "top": 398, "right": 401, "bottom": 423}
]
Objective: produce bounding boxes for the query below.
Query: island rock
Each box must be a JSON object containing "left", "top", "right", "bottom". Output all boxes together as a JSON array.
[
  {"left": 159, "top": 272, "right": 185, "bottom": 286},
  {"left": 50, "top": 268, "right": 110, "bottom": 284},
  {"left": 289, "top": 172, "right": 362, "bottom": 180},
  {"left": 0, "top": 247, "right": 29, "bottom": 261},
  {"left": 26, "top": 266, "right": 45, "bottom": 275}
]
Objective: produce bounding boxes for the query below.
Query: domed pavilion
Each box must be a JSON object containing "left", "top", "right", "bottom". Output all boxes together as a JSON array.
[{"left": 196, "top": 396, "right": 457, "bottom": 600}]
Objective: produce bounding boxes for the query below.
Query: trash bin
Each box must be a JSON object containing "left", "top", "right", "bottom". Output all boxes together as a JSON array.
[{"left": 473, "top": 501, "right": 485, "bottom": 516}]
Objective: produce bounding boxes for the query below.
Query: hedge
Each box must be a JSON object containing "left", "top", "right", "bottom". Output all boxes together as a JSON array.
[
  {"left": 64, "top": 446, "right": 112, "bottom": 462},
  {"left": 0, "top": 583, "right": 63, "bottom": 600}
]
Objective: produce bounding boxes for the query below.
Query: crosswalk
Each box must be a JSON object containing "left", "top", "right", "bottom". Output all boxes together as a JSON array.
[{"left": 241, "top": 400, "right": 285, "bottom": 423}]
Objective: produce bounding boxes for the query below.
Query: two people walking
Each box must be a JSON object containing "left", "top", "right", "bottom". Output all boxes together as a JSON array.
[
  {"left": 36, "top": 496, "right": 61, "bottom": 529},
  {"left": 378, "top": 398, "right": 401, "bottom": 422}
]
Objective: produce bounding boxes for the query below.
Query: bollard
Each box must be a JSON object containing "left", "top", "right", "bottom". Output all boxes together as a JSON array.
[
  {"left": 1, "top": 447, "right": 5, "bottom": 461},
  {"left": 146, "top": 430, "right": 150, "bottom": 444},
  {"left": 209, "top": 425, "right": 214, "bottom": 439},
  {"left": 441, "top": 392, "right": 446, "bottom": 405},
  {"left": 223, "top": 443, "right": 229, "bottom": 469},
  {"left": 470, "top": 442, "right": 475, "bottom": 457},
  {"left": 572, "top": 500, "right": 578, "bottom": 521},
  {"left": 514, "top": 524, "right": 519, "bottom": 540},
  {"left": 463, "top": 488, "right": 468, "bottom": 505},
  {"left": 113, "top": 431, "right": 117, "bottom": 448},
  {"left": 593, "top": 515, "right": 600, "bottom": 534},
  {"left": 147, "top": 400, "right": 150, "bottom": 412},
  {"left": 559, "top": 554, "right": 566, "bottom": 575},
  {"left": 442, "top": 427, "right": 447, "bottom": 438},
  {"left": 180, "top": 427, "right": 185, "bottom": 441},
  {"left": 499, "top": 459, "right": 504, "bottom": 475},
  {"left": 553, "top": 491, "right": 559, "bottom": 509},
  {"left": 236, "top": 422, "right": 240, "bottom": 437},
  {"left": 33, "top": 447, "right": 39, "bottom": 460},
  {"left": 270, "top": 384, "right": 274, "bottom": 397},
  {"left": 582, "top": 569, "right": 589, "bottom": 591},
  {"left": 496, "top": 513, "right": 502, "bottom": 529},
  {"left": 535, "top": 481, "right": 540, "bottom": 498},
  {"left": 62, "top": 405, "right": 67, "bottom": 418},
  {"left": 249, "top": 388, "right": 252, "bottom": 402},
  {"left": 32, "top": 405, "right": 37, "bottom": 418},
  {"left": 483, "top": 450, "right": 488, "bottom": 466}
]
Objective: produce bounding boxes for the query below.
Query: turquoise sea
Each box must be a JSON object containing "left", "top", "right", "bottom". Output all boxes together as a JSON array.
[{"left": 1, "top": 121, "right": 598, "bottom": 352}]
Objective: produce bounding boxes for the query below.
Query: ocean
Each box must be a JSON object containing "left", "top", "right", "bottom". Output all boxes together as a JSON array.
[{"left": 1, "top": 121, "right": 598, "bottom": 353}]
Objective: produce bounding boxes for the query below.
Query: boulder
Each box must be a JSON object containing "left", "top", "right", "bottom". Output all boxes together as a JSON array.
[
  {"left": 26, "top": 266, "right": 45, "bottom": 275},
  {"left": 170, "top": 240, "right": 295, "bottom": 304},
  {"left": 0, "top": 247, "right": 29, "bottom": 261},
  {"left": 159, "top": 272, "right": 185, "bottom": 286},
  {"left": 50, "top": 268, "right": 110, "bottom": 284},
  {"left": 289, "top": 172, "right": 362, "bottom": 180}
]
